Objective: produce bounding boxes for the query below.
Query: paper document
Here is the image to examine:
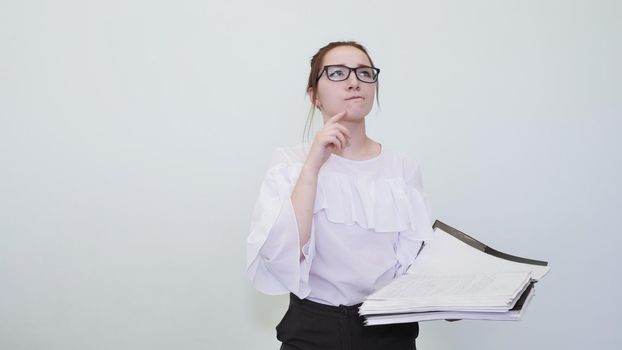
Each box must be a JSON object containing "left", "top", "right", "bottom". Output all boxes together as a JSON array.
[{"left": 360, "top": 221, "right": 550, "bottom": 324}]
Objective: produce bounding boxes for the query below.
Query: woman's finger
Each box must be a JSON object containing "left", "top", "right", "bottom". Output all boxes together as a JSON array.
[
  {"left": 325, "top": 129, "right": 347, "bottom": 148},
  {"left": 333, "top": 123, "right": 352, "bottom": 139},
  {"left": 329, "top": 135, "right": 343, "bottom": 150},
  {"left": 326, "top": 111, "right": 347, "bottom": 125},
  {"left": 334, "top": 132, "right": 347, "bottom": 149}
]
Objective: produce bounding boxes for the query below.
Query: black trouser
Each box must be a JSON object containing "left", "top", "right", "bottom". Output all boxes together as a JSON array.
[{"left": 277, "top": 294, "right": 418, "bottom": 350}]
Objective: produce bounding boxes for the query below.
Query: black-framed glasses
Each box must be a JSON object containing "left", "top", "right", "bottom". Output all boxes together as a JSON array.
[{"left": 317, "top": 65, "right": 380, "bottom": 83}]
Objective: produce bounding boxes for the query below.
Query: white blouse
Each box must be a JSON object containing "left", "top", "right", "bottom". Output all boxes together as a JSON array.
[{"left": 246, "top": 143, "right": 434, "bottom": 306}]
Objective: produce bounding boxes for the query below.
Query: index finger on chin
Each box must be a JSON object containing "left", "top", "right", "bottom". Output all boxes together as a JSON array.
[{"left": 328, "top": 111, "right": 347, "bottom": 124}]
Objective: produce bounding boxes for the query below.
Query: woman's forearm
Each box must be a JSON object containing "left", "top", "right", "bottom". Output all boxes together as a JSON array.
[{"left": 290, "top": 162, "right": 320, "bottom": 254}]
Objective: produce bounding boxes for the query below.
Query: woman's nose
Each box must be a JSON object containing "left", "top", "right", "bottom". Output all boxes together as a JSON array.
[{"left": 346, "top": 72, "right": 360, "bottom": 90}]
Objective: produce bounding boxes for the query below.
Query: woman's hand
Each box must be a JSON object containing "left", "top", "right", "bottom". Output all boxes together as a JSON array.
[
  {"left": 291, "top": 111, "right": 351, "bottom": 251},
  {"left": 305, "top": 111, "right": 352, "bottom": 172}
]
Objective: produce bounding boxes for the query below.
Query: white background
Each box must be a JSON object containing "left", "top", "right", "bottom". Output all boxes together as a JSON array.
[{"left": 1, "top": 0, "right": 620, "bottom": 349}]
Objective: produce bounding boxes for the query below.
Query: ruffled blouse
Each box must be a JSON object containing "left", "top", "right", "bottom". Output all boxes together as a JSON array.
[{"left": 246, "top": 143, "right": 434, "bottom": 306}]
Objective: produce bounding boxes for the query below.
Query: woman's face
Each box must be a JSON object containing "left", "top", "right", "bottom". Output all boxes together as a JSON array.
[{"left": 313, "top": 46, "right": 377, "bottom": 121}]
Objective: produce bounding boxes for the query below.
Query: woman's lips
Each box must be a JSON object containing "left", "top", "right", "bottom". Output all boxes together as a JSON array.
[{"left": 345, "top": 96, "right": 364, "bottom": 100}]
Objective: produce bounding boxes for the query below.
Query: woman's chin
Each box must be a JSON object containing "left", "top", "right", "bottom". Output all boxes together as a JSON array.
[
  {"left": 344, "top": 108, "right": 370, "bottom": 120},
  {"left": 323, "top": 107, "right": 370, "bottom": 121}
]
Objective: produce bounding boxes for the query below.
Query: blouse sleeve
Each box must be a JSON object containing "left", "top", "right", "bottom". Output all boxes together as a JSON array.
[
  {"left": 245, "top": 147, "right": 315, "bottom": 297},
  {"left": 394, "top": 160, "right": 434, "bottom": 275}
]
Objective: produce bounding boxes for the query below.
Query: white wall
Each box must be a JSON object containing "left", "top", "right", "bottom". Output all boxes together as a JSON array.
[{"left": 1, "top": 0, "right": 620, "bottom": 349}]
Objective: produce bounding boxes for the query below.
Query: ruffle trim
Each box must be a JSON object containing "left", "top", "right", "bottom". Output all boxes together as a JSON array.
[
  {"left": 266, "top": 145, "right": 434, "bottom": 239},
  {"left": 312, "top": 171, "right": 433, "bottom": 238}
]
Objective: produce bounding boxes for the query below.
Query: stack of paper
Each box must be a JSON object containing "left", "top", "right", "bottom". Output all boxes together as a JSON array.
[{"left": 360, "top": 221, "right": 550, "bottom": 325}]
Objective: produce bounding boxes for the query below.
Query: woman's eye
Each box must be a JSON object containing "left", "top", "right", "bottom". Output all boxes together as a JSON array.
[
  {"left": 329, "top": 70, "right": 345, "bottom": 78},
  {"left": 359, "top": 69, "right": 372, "bottom": 77}
]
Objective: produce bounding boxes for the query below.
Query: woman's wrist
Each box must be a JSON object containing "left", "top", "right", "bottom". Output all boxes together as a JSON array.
[{"left": 302, "top": 160, "right": 322, "bottom": 176}]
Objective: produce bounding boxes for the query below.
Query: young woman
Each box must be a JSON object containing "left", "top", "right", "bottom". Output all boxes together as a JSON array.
[{"left": 246, "top": 41, "right": 434, "bottom": 350}]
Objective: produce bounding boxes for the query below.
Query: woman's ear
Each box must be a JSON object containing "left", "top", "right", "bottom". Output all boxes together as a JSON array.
[{"left": 307, "top": 89, "right": 321, "bottom": 110}]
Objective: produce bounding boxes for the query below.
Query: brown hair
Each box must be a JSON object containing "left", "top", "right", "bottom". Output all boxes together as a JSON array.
[{"left": 303, "top": 41, "right": 380, "bottom": 143}]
